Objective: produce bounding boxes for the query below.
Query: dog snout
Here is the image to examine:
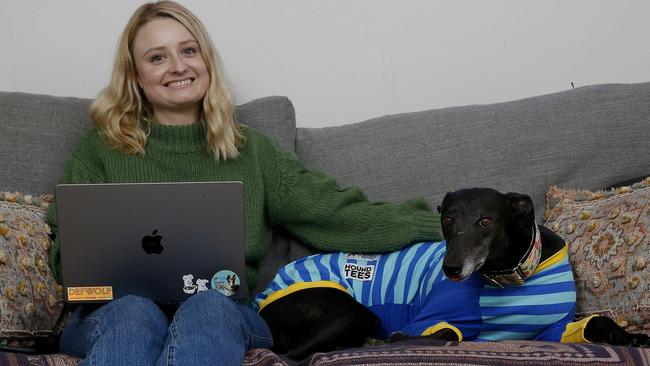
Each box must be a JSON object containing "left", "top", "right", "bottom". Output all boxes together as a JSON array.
[{"left": 442, "top": 264, "right": 463, "bottom": 281}]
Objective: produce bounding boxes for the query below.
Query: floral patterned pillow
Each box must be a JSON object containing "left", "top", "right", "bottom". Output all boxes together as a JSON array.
[
  {"left": 544, "top": 177, "right": 650, "bottom": 333},
  {"left": 0, "top": 191, "right": 64, "bottom": 350}
]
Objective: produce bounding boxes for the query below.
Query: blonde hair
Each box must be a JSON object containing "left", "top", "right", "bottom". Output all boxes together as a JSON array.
[{"left": 90, "top": 0, "right": 244, "bottom": 160}]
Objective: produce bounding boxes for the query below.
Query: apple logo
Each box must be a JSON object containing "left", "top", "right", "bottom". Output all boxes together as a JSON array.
[{"left": 141, "top": 229, "right": 164, "bottom": 254}]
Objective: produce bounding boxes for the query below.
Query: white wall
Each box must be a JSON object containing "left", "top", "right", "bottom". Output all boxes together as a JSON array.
[{"left": 1, "top": 0, "right": 649, "bottom": 127}]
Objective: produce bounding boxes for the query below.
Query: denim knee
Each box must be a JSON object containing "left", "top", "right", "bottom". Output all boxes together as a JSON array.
[
  {"left": 176, "top": 290, "right": 237, "bottom": 317},
  {"left": 92, "top": 295, "right": 168, "bottom": 331},
  {"left": 60, "top": 295, "right": 169, "bottom": 359}
]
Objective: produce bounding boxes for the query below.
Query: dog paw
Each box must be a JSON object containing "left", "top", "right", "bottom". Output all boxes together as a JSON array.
[
  {"left": 364, "top": 338, "right": 387, "bottom": 347},
  {"left": 628, "top": 333, "right": 650, "bottom": 348},
  {"left": 431, "top": 327, "right": 460, "bottom": 341},
  {"left": 387, "top": 332, "right": 411, "bottom": 343},
  {"left": 618, "top": 333, "right": 650, "bottom": 348},
  {"left": 583, "top": 316, "right": 650, "bottom": 347}
]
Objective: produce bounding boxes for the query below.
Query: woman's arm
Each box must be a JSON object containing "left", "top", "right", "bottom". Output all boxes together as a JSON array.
[
  {"left": 46, "top": 132, "right": 108, "bottom": 283},
  {"left": 258, "top": 130, "right": 442, "bottom": 253}
]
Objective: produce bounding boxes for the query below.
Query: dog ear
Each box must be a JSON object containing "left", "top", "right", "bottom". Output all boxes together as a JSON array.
[
  {"left": 505, "top": 192, "right": 534, "bottom": 217},
  {"left": 439, "top": 191, "right": 452, "bottom": 212}
]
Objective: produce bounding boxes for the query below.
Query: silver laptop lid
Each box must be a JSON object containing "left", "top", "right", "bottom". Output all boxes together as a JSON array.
[{"left": 56, "top": 182, "right": 246, "bottom": 303}]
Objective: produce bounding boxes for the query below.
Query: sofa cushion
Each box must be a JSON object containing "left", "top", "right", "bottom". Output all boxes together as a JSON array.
[
  {"left": 296, "top": 82, "right": 650, "bottom": 222},
  {"left": 545, "top": 177, "right": 650, "bottom": 334},
  {"left": 0, "top": 191, "right": 64, "bottom": 349},
  {"left": 0, "top": 92, "right": 296, "bottom": 195},
  {"left": 0, "top": 352, "right": 79, "bottom": 366},
  {"left": 236, "top": 96, "right": 296, "bottom": 152}
]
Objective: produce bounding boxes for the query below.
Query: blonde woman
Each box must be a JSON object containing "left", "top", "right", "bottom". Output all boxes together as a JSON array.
[{"left": 48, "top": 1, "right": 441, "bottom": 365}]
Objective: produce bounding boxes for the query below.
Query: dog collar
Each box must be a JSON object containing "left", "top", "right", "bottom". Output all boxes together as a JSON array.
[{"left": 479, "top": 224, "right": 542, "bottom": 288}]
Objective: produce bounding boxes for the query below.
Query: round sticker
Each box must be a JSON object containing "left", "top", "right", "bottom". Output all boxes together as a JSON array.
[{"left": 211, "top": 270, "right": 240, "bottom": 297}]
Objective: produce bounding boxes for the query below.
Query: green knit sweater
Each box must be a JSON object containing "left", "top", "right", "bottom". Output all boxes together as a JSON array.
[{"left": 46, "top": 121, "right": 442, "bottom": 291}]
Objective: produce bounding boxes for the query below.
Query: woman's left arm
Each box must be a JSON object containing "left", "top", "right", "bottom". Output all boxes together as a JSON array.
[{"left": 259, "top": 132, "right": 442, "bottom": 253}]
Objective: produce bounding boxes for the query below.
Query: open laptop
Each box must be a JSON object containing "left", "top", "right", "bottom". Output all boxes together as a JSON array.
[{"left": 55, "top": 182, "right": 247, "bottom": 304}]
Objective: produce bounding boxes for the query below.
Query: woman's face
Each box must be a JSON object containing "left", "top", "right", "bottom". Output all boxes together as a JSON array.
[{"left": 132, "top": 17, "right": 209, "bottom": 124}]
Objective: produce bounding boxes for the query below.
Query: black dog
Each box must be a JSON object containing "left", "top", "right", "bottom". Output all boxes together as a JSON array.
[
  {"left": 437, "top": 189, "right": 649, "bottom": 346},
  {"left": 255, "top": 188, "right": 649, "bottom": 360}
]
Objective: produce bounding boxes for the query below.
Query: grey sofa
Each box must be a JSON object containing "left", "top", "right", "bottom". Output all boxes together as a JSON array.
[{"left": 1, "top": 82, "right": 649, "bottom": 365}]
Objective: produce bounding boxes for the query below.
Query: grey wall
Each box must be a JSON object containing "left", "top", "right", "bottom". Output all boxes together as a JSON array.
[{"left": 1, "top": 0, "right": 649, "bottom": 127}]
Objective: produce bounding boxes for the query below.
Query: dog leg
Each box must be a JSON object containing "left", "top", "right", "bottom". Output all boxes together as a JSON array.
[
  {"left": 260, "top": 288, "right": 381, "bottom": 360},
  {"left": 285, "top": 303, "right": 380, "bottom": 360},
  {"left": 584, "top": 316, "right": 650, "bottom": 347}
]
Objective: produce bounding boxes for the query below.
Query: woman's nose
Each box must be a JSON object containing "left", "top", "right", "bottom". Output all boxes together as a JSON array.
[{"left": 169, "top": 55, "right": 189, "bottom": 74}]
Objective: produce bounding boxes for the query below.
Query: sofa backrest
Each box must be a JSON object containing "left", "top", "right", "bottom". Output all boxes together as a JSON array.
[
  {"left": 3, "top": 84, "right": 649, "bottom": 294},
  {"left": 296, "top": 82, "right": 650, "bottom": 223},
  {"left": 0, "top": 91, "right": 296, "bottom": 195},
  {"left": 0, "top": 92, "right": 92, "bottom": 195}
]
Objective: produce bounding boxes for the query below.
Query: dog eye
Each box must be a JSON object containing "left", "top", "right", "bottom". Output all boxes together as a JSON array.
[
  {"left": 442, "top": 216, "right": 454, "bottom": 226},
  {"left": 479, "top": 218, "right": 492, "bottom": 228}
]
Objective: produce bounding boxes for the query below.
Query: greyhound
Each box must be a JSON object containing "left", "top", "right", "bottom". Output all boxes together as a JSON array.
[{"left": 254, "top": 188, "right": 649, "bottom": 360}]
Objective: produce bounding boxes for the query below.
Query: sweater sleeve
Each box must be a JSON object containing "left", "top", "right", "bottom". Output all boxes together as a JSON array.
[
  {"left": 259, "top": 131, "right": 442, "bottom": 253},
  {"left": 46, "top": 132, "right": 108, "bottom": 283}
]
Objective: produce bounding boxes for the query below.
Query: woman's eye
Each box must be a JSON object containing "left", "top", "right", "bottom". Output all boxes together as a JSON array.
[
  {"left": 479, "top": 217, "right": 492, "bottom": 228},
  {"left": 151, "top": 55, "right": 166, "bottom": 63},
  {"left": 442, "top": 216, "right": 454, "bottom": 226},
  {"left": 182, "top": 47, "right": 197, "bottom": 56}
]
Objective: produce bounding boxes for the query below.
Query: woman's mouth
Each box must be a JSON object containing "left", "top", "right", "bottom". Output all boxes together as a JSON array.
[{"left": 165, "top": 78, "right": 195, "bottom": 88}]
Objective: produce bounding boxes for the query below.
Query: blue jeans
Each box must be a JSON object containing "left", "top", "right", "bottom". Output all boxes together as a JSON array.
[{"left": 59, "top": 290, "right": 273, "bottom": 366}]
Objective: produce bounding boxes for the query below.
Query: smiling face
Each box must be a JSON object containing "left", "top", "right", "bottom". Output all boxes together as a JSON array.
[{"left": 132, "top": 17, "right": 209, "bottom": 125}]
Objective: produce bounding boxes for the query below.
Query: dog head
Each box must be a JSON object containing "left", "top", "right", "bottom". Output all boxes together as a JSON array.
[{"left": 437, "top": 188, "right": 535, "bottom": 282}]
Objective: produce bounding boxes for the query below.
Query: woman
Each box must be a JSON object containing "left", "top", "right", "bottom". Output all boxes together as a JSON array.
[{"left": 47, "top": 1, "right": 442, "bottom": 365}]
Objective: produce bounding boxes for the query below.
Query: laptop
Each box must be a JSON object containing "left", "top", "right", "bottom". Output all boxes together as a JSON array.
[{"left": 55, "top": 182, "right": 247, "bottom": 304}]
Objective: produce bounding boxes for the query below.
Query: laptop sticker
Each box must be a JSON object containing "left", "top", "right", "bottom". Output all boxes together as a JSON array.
[
  {"left": 196, "top": 278, "right": 209, "bottom": 293},
  {"left": 211, "top": 270, "right": 240, "bottom": 297},
  {"left": 67, "top": 286, "right": 113, "bottom": 301},
  {"left": 182, "top": 274, "right": 198, "bottom": 294}
]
